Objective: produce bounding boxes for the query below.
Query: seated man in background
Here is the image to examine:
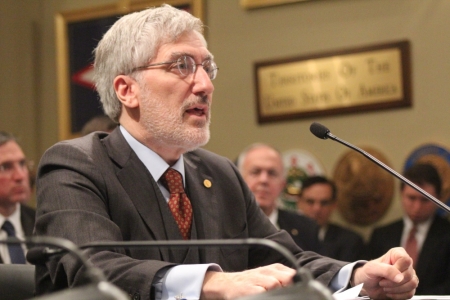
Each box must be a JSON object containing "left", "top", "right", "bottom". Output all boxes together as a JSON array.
[
  {"left": 237, "top": 143, "right": 321, "bottom": 252},
  {"left": 0, "top": 131, "right": 35, "bottom": 264},
  {"left": 296, "top": 176, "right": 365, "bottom": 262},
  {"left": 367, "top": 163, "right": 450, "bottom": 295},
  {"left": 34, "top": 4, "right": 417, "bottom": 299}
]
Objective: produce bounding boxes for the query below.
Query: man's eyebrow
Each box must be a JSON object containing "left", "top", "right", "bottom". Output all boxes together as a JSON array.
[
  {"left": 169, "top": 52, "right": 214, "bottom": 61},
  {"left": 169, "top": 52, "right": 186, "bottom": 60}
]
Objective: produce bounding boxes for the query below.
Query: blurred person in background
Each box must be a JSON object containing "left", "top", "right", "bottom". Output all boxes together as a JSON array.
[
  {"left": 0, "top": 131, "right": 35, "bottom": 264},
  {"left": 297, "top": 176, "right": 364, "bottom": 261},
  {"left": 238, "top": 143, "right": 327, "bottom": 252},
  {"left": 367, "top": 163, "right": 450, "bottom": 295}
]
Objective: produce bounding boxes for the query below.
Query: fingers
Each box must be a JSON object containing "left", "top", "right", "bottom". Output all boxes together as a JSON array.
[
  {"left": 373, "top": 247, "right": 414, "bottom": 284},
  {"left": 359, "top": 260, "right": 404, "bottom": 284},
  {"left": 201, "top": 264, "right": 296, "bottom": 299},
  {"left": 357, "top": 247, "right": 418, "bottom": 300},
  {"left": 379, "top": 247, "right": 413, "bottom": 272},
  {"left": 383, "top": 274, "right": 418, "bottom": 299},
  {"left": 255, "top": 263, "right": 296, "bottom": 288}
]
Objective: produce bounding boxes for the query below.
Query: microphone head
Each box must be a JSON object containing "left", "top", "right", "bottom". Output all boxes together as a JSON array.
[
  {"left": 310, "top": 122, "right": 330, "bottom": 139},
  {"left": 26, "top": 247, "right": 64, "bottom": 265},
  {"left": 26, "top": 247, "right": 48, "bottom": 265}
]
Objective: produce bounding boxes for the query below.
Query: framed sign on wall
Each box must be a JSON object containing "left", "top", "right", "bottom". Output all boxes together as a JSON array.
[
  {"left": 253, "top": 40, "right": 412, "bottom": 124},
  {"left": 55, "top": 0, "right": 204, "bottom": 140},
  {"left": 240, "top": 0, "right": 311, "bottom": 9}
]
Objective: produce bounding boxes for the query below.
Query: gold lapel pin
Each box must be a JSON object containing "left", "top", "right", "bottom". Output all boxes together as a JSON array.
[{"left": 203, "top": 179, "right": 212, "bottom": 188}]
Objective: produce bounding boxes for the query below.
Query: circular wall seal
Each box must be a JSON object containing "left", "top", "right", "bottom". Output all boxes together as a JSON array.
[
  {"left": 333, "top": 146, "right": 394, "bottom": 226},
  {"left": 280, "top": 149, "right": 326, "bottom": 210},
  {"left": 403, "top": 143, "right": 450, "bottom": 216}
]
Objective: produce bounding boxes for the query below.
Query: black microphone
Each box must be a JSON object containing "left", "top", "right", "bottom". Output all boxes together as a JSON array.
[
  {"left": 1, "top": 236, "right": 128, "bottom": 300},
  {"left": 309, "top": 122, "right": 450, "bottom": 214},
  {"left": 31, "top": 238, "right": 333, "bottom": 300},
  {"left": 26, "top": 245, "right": 64, "bottom": 265}
]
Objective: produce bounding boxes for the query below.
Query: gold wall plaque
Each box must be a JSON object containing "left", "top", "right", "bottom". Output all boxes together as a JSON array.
[
  {"left": 254, "top": 41, "right": 412, "bottom": 123},
  {"left": 240, "top": 0, "right": 310, "bottom": 9}
]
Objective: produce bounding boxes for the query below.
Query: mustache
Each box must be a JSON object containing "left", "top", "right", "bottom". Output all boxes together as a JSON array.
[{"left": 182, "top": 95, "right": 210, "bottom": 110}]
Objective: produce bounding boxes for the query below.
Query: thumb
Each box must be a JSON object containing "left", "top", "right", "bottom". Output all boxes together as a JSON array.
[{"left": 379, "top": 247, "right": 413, "bottom": 273}]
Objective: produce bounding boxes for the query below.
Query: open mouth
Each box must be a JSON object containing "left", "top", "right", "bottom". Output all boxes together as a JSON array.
[{"left": 186, "top": 106, "right": 207, "bottom": 117}]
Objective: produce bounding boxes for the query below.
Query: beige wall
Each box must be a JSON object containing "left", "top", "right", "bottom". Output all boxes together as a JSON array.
[
  {"left": 0, "top": 0, "right": 42, "bottom": 164},
  {"left": 2, "top": 0, "right": 450, "bottom": 238}
]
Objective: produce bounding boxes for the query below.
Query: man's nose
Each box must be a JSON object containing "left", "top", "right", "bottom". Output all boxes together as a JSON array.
[
  {"left": 257, "top": 172, "right": 271, "bottom": 182},
  {"left": 311, "top": 202, "right": 322, "bottom": 212},
  {"left": 192, "top": 66, "right": 215, "bottom": 96}
]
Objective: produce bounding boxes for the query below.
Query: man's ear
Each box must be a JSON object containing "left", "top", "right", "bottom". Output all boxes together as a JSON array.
[{"left": 113, "top": 75, "right": 140, "bottom": 108}]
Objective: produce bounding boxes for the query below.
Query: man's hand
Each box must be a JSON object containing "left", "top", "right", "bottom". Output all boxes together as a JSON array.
[
  {"left": 352, "top": 247, "right": 419, "bottom": 299},
  {"left": 201, "top": 263, "right": 296, "bottom": 299}
]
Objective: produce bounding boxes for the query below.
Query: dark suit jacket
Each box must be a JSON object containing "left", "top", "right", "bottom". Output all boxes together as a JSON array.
[
  {"left": 34, "top": 129, "right": 346, "bottom": 299},
  {"left": 277, "top": 209, "right": 321, "bottom": 252},
  {"left": 0, "top": 204, "right": 35, "bottom": 264},
  {"left": 367, "top": 217, "right": 450, "bottom": 295},
  {"left": 318, "top": 224, "right": 364, "bottom": 262}
]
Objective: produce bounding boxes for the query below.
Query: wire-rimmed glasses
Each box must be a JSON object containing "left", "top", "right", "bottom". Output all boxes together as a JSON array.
[{"left": 131, "top": 55, "right": 218, "bottom": 80}]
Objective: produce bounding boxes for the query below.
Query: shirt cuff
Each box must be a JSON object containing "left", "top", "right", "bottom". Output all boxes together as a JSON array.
[
  {"left": 161, "top": 264, "right": 222, "bottom": 300},
  {"left": 330, "top": 260, "right": 367, "bottom": 293}
]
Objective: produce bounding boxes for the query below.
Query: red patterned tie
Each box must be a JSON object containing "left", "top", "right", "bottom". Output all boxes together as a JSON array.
[
  {"left": 161, "top": 168, "right": 193, "bottom": 240},
  {"left": 405, "top": 226, "right": 418, "bottom": 267}
]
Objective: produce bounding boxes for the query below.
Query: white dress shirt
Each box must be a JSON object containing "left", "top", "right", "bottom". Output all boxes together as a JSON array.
[{"left": 401, "top": 215, "right": 433, "bottom": 255}]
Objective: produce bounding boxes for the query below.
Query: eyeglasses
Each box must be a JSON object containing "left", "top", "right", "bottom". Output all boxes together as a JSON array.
[
  {"left": 0, "top": 160, "right": 31, "bottom": 177},
  {"left": 131, "top": 55, "right": 218, "bottom": 80}
]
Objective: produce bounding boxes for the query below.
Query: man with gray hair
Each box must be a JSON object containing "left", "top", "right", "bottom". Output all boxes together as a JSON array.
[
  {"left": 237, "top": 143, "right": 321, "bottom": 252},
  {"left": 35, "top": 4, "right": 418, "bottom": 299}
]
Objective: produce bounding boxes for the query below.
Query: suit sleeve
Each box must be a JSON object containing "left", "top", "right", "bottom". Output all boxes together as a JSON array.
[
  {"left": 34, "top": 141, "right": 173, "bottom": 299},
  {"left": 223, "top": 159, "right": 348, "bottom": 287}
]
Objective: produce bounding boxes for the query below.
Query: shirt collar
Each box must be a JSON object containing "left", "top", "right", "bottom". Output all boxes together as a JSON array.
[
  {"left": 119, "top": 126, "right": 185, "bottom": 184},
  {"left": 403, "top": 215, "right": 434, "bottom": 235},
  {"left": 268, "top": 208, "right": 279, "bottom": 229}
]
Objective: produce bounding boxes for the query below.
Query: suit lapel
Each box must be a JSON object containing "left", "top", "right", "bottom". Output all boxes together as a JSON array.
[
  {"left": 388, "top": 221, "right": 404, "bottom": 249},
  {"left": 103, "top": 129, "right": 170, "bottom": 261},
  {"left": 416, "top": 218, "right": 439, "bottom": 276},
  {"left": 184, "top": 152, "right": 221, "bottom": 263},
  {"left": 324, "top": 224, "right": 337, "bottom": 242},
  {"left": 20, "top": 205, "right": 35, "bottom": 237}
]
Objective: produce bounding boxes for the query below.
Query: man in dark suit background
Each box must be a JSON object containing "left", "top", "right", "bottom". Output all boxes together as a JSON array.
[
  {"left": 368, "top": 163, "right": 450, "bottom": 295},
  {"left": 237, "top": 143, "right": 321, "bottom": 252},
  {"left": 0, "top": 131, "right": 35, "bottom": 264},
  {"left": 296, "top": 176, "right": 365, "bottom": 262},
  {"left": 34, "top": 4, "right": 418, "bottom": 300}
]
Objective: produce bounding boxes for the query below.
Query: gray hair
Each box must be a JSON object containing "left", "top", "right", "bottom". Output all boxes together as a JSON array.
[
  {"left": 93, "top": 4, "right": 205, "bottom": 122},
  {"left": 237, "top": 143, "right": 285, "bottom": 174}
]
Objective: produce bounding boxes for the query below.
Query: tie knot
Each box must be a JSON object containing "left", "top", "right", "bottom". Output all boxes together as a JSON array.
[
  {"left": 2, "top": 220, "right": 16, "bottom": 237},
  {"left": 162, "top": 168, "right": 184, "bottom": 194}
]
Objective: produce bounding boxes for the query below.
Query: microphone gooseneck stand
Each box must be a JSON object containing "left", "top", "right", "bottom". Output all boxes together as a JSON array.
[
  {"left": 1, "top": 236, "right": 128, "bottom": 300},
  {"left": 309, "top": 121, "right": 450, "bottom": 214},
  {"left": 30, "top": 238, "right": 334, "bottom": 300}
]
